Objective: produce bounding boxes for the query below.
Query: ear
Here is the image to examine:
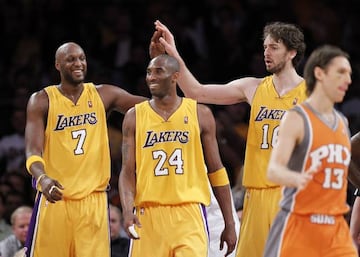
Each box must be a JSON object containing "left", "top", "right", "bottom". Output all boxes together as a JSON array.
[
  {"left": 172, "top": 71, "right": 180, "bottom": 82},
  {"left": 314, "top": 66, "right": 324, "bottom": 80},
  {"left": 55, "top": 61, "right": 60, "bottom": 71},
  {"left": 289, "top": 49, "right": 297, "bottom": 60}
]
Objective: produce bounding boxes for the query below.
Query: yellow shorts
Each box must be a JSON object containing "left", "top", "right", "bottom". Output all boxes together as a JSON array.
[
  {"left": 129, "top": 203, "right": 208, "bottom": 257},
  {"left": 236, "top": 187, "right": 281, "bottom": 257},
  {"left": 26, "top": 192, "right": 110, "bottom": 257}
]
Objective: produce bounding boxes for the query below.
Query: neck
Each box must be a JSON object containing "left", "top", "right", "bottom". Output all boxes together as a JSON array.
[
  {"left": 273, "top": 69, "right": 303, "bottom": 96},
  {"left": 57, "top": 83, "right": 84, "bottom": 104},
  {"left": 150, "top": 96, "right": 182, "bottom": 120}
]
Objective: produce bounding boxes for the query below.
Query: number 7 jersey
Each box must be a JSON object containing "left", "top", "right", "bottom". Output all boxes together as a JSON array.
[
  {"left": 43, "top": 83, "right": 110, "bottom": 199},
  {"left": 134, "top": 98, "right": 210, "bottom": 206}
]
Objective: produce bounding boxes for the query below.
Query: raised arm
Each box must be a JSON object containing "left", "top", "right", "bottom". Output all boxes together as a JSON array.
[
  {"left": 267, "top": 110, "right": 315, "bottom": 190},
  {"left": 198, "top": 104, "right": 236, "bottom": 256},
  {"left": 118, "top": 107, "right": 141, "bottom": 239},
  {"left": 154, "top": 20, "right": 260, "bottom": 105}
]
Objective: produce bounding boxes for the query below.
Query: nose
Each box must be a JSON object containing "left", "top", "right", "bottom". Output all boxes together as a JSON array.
[
  {"left": 264, "top": 48, "right": 270, "bottom": 57},
  {"left": 74, "top": 58, "right": 83, "bottom": 66},
  {"left": 346, "top": 73, "right": 352, "bottom": 85},
  {"left": 146, "top": 72, "right": 156, "bottom": 81}
]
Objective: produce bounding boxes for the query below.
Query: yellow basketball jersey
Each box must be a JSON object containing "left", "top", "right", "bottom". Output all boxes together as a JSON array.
[
  {"left": 243, "top": 76, "right": 307, "bottom": 188},
  {"left": 43, "top": 83, "right": 110, "bottom": 199},
  {"left": 134, "top": 98, "right": 210, "bottom": 206}
]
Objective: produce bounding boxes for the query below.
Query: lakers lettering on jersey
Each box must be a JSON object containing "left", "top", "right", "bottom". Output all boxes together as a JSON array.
[
  {"left": 43, "top": 83, "right": 110, "bottom": 199},
  {"left": 134, "top": 98, "right": 210, "bottom": 206},
  {"left": 243, "top": 75, "right": 307, "bottom": 188}
]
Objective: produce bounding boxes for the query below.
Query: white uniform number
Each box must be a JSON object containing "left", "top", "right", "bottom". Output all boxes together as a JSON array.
[
  {"left": 261, "top": 124, "right": 279, "bottom": 149},
  {"left": 72, "top": 129, "right": 86, "bottom": 155},
  {"left": 153, "top": 149, "right": 184, "bottom": 176}
]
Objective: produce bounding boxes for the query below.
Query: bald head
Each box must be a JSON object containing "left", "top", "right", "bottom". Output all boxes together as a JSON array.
[
  {"left": 151, "top": 54, "right": 180, "bottom": 73},
  {"left": 54, "top": 42, "right": 87, "bottom": 84},
  {"left": 55, "top": 42, "right": 84, "bottom": 61}
]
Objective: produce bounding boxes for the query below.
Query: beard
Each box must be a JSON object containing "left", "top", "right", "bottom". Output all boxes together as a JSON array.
[{"left": 266, "top": 60, "right": 286, "bottom": 74}]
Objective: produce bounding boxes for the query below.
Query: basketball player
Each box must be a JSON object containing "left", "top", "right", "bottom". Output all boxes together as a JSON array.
[
  {"left": 152, "top": 20, "right": 307, "bottom": 257},
  {"left": 119, "top": 54, "right": 237, "bottom": 256},
  {"left": 264, "top": 45, "right": 356, "bottom": 257},
  {"left": 24, "top": 42, "right": 146, "bottom": 257}
]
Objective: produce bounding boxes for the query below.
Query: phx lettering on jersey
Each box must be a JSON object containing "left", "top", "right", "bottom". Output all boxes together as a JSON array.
[
  {"left": 255, "top": 106, "right": 287, "bottom": 121},
  {"left": 309, "top": 144, "right": 350, "bottom": 169},
  {"left": 143, "top": 130, "right": 189, "bottom": 147},
  {"left": 54, "top": 112, "right": 98, "bottom": 131}
]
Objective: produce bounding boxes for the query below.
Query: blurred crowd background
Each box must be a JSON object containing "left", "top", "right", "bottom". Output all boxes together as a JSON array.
[{"left": 0, "top": 0, "right": 360, "bottom": 225}]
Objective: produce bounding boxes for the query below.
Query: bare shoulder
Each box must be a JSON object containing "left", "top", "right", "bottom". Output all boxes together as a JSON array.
[
  {"left": 27, "top": 89, "right": 49, "bottom": 112},
  {"left": 229, "top": 77, "right": 263, "bottom": 103},
  {"left": 122, "top": 107, "right": 136, "bottom": 133},
  {"left": 279, "top": 109, "right": 304, "bottom": 141},
  {"left": 196, "top": 103, "right": 215, "bottom": 130},
  {"left": 197, "top": 103, "right": 213, "bottom": 117},
  {"left": 281, "top": 109, "right": 303, "bottom": 127}
]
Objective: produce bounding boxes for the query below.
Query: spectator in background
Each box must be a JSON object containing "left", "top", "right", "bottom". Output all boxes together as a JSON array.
[
  {"left": 0, "top": 193, "right": 12, "bottom": 241},
  {"left": 4, "top": 191, "right": 26, "bottom": 225},
  {"left": 0, "top": 108, "right": 26, "bottom": 175},
  {"left": 109, "top": 204, "right": 129, "bottom": 257},
  {"left": 0, "top": 206, "right": 32, "bottom": 257}
]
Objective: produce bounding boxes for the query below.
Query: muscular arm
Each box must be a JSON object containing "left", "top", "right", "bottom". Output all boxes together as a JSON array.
[
  {"left": 25, "top": 90, "right": 64, "bottom": 202},
  {"left": 267, "top": 111, "right": 314, "bottom": 190},
  {"left": 97, "top": 84, "right": 147, "bottom": 114},
  {"left": 154, "top": 20, "right": 260, "bottom": 105},
  {"left": 118, "top": 108, "right": 140, "bottom": 235},
  {"left": 198, "top": 104, "right": 236, "bottom": 255},
  {"left": 25, "top": 91, "right": 48, "bottom": 178},
  {"left": 348, "top": 131, "right": 360, "bottom": 188}
]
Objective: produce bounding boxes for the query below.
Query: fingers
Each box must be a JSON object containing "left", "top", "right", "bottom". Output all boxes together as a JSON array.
[
  {"left": 128, "top": 224, "right": 139, "bottom": 239},
  {"left": 14, "top": 247, "right": 27, "bottom": 257},
  {"left": 49, "top": 185, "right": 63, "bottom": 201},
  {"left": 54, "top": 180, "right": 65, "bottom": 190},
  {"left": 45, "top": 182, "right": 63, "bottom": 203}
]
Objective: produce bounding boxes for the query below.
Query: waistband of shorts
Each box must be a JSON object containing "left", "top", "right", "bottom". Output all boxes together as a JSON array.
[{"left": 281, "top": 209, "right": 344, "bottom": 225}]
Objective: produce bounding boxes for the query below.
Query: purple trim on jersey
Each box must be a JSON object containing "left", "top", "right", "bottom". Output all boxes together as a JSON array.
[
  {"left": 201, "top": 204, "right": 210, "bottom": 237},
  {"left": 25, "top": 192, "right": 42, "bottom": 257},
  {"left": 31, "top": 177, "right": 36, "bottom": 189}
]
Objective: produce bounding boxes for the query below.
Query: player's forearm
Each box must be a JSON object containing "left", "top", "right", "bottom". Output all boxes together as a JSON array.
[
  {"left": 267, "top": 163, "right": 298, "bottom": 187},
  {"left": 212, "top": 185, "right": 235, "bottom": 227},
  {"left": 176, "top": 58, "right": 203, "bottom": 100},
  {"left": 119, "top": 172, "right": 136, "bottom": 213}
]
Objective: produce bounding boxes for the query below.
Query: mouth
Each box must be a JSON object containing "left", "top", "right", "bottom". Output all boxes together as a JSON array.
[
  {"left": 264, "top": 59, "right": 272, "bottom": 66},
  {"left": 149, "top": 83, "right": 159, "bottom": 89},
  {"left": 73, "top": 70, "right": 83, "bottom": 76}
]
